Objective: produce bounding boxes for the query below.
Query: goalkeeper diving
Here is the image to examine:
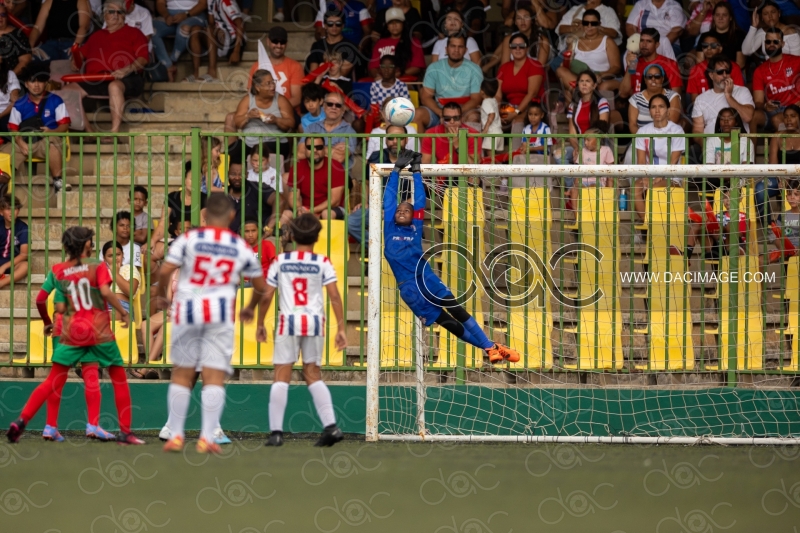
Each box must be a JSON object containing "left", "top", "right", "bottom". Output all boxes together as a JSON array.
[{"left": 384, "top": 150, "right": 519, "bottom": 364}]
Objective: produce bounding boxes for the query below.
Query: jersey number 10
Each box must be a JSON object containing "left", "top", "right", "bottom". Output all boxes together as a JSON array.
[{"left": 68, "top": 278, "right": 93, "bottom": 311}]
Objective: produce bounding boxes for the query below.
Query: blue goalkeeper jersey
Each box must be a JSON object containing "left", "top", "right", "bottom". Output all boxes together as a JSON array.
[{"left": 383, "top": 170, "right": 432, "bottom": 285}]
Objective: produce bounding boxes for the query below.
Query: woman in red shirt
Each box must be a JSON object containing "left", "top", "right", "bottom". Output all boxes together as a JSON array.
[
  {"left": 368, "top": 8, "right": 425, "bottom": 79},
  {"left": 496, "top": 33, "right": 545, "bottom": 124},
  {"left": 566, "top": 70, "right": 610, "bottom": 152}
]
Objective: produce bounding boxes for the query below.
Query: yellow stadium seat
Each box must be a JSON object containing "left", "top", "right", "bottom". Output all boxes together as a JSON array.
[
  {"left": 506, "top": 188, "right": 553, "bottom": 369},
  {"left": 313, "top": 220, "right": 348, "bottom": 366},
  {"left": 564, "top": 187, "right": 623, "bottom": 370},
  {"left": 380, "top": 259, "right": 415, "bottom": 367},
  {"left": 408, "top": 90, "right": 419, "bottom": 108},
  {"left": 636, "top": 187, "right": 687, "bottom": 269},
  {"left": 26, "top": 292, "right": 57, "bottom": 365},
  {"left": 218, "top": 153, "right": 228, "bottom": 184},
  {"left": 778, "top": 257, "right": 800, "bottom": 371},
  {"left": 704, "top": 256, "right": 764, "bottom": 370},
  {"left": 0, "top": 153, "right": 10, "bottom": 175},
  {"left": 31, "top": 137, "right": 71, "bottom": 163},
  {"left": 111, "top": 319, "right": 138, "bottom": 365},
  {"left": 232, "top": 287, "right": 276, "bottom": 366}
]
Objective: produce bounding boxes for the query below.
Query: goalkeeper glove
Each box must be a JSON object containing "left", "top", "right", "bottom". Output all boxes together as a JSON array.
[
  {"left": 393, "top": 149, "right": 415, "bottom": 172},
  {"left": 410, "top": 151, "right": 423, "bottom": 173}
]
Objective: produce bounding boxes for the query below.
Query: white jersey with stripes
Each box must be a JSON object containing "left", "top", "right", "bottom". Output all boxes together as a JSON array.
[
  {"left": 267, "top": 250, "right": 337, "bottom": 336},
  {"left": 166, "top": 227, "right": 263, "bottom": 325}
]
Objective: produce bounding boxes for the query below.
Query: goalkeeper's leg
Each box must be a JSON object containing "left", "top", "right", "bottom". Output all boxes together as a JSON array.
[{"left": 434, "top": 306, "right": 520, "bottom": 363}]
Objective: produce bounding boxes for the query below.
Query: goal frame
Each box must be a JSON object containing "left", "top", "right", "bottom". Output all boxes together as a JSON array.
[{"left": 365, "top": 163, "right": 800, "bottom": 445}]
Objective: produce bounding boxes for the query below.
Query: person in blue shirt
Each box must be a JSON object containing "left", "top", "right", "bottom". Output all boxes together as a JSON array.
[
  {"left": 383, "top": 150, "right": 519, "bottom": 364},
  {"left": 0, "top": 194, "right": 28, "bottom": 289}
]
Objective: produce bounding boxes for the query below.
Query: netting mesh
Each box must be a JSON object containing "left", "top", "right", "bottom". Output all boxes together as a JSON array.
[{"left": 371, "top": 166, "right": 800, "bottom": 440}]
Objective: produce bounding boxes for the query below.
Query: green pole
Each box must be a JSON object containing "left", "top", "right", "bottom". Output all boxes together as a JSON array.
[
  {"left": 190, "top": 127, "right": 201, "bottom": 226},
  {"left": 727, "top": 129, "right": 740, "bottom": 386},
  {"left": 456, "top": 128, "right": 468, "bottom": 384}
]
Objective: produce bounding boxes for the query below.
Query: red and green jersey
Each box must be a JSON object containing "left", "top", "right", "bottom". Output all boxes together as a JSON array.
[
  {"left": 41, "top": 270, "right": 64, "bottom": 337},
  {"left": 52, "top": 259, "right": 116, "bottom": 347}
]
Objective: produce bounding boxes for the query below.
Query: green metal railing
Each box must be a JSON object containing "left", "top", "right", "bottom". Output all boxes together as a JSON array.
[{"left": 1, "top": 129, "right": 798, "bottom": 379}]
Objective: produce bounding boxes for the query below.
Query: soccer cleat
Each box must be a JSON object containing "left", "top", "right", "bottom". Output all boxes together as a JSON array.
[
  {"left": 7, "top": 418, "right": 26, "bottom": 443},
  {"left": 314, "top": 425, "right": 343, "bottom": 447},
  {"left": 42, "top": 425, "right": 65, "bottom": 442},
  {"left": 213, "top": 427, "right": 231, "bottom": 445},
  {"left": 265, "top": 431, "right": 284, "bottom": 447},
  {"left": 196, "top": 437, "right": 222, "bottom": 454},
  {"left": 159, "top": 425, "right": 171, "bottom": 441},
  {"left": 117, "top": 432, "right": 146, "bottom": 445},
  {"left": 86, "top": 424, "right": 116, "bottom": 441},
  {"left": 486, "top": 344, "right": 504, "bottom": 363},
  {"left": 495, "top": 343, "right": 520, "bottom": 363},
  {"left": 162, "top": 436, "right": 184, "bottom": 453}
]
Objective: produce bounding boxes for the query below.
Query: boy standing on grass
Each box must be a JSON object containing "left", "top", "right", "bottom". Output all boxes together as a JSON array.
[
  {"left": 131, "top": 185, "right": 152, "bottom": 246},
  {"left": 259, "top": 213, "right": 347, "bottom": 447},
  {"left": 0, "top": 195, "right": 28, "bottom": 289}
]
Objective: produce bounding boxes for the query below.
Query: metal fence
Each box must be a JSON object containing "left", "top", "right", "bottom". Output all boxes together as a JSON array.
[{"left": 2, "top": 129, "right": 799, "bottom": 378}]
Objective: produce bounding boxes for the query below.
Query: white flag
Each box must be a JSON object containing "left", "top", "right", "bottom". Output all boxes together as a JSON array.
[{"left": 257, "top": 40, "right": 285, "bottom": 96}]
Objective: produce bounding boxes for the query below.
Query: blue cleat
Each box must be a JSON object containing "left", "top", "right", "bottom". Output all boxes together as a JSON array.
[
  {"left": 86, "top": 424, "right": 116, "bottom": 441},
  {"left": 213, "top": 428, "right": 232, "bottom": 445},
  {"left": 42, "top": 425, "right": 64, "bottom": 442}
]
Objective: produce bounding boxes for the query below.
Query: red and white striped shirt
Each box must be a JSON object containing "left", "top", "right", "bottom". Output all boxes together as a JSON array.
[
  {"left": 267, "top": 251, "right": 337, "bottom": 337},
  {"left": 165, "top": 227, "right": 263, "bottom": 325}
]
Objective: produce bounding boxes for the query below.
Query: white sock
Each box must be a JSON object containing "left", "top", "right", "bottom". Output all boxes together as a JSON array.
[
  {"left": 167, "top": 383, "right": 191, "bottom": 439},
  {"left": 201, "top": 385, "right": 226, "bottom": 442},
  {"left": 308, "top": 380, "right": 336, "bottom": 428},
  {"left": 269, "top": 382, "right": 289, "bottom": 432}
]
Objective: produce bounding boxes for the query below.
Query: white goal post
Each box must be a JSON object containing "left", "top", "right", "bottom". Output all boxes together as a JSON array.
[{"left": 365, "top": 164, "right": 800, "bottom": 445}]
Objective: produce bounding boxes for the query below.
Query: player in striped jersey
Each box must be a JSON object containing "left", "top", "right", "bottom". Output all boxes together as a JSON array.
[
  {"left": 259, "top": 214, "right": 347, "bottom": 447},
  {"left": 157, "top": 193, "right": 268, "bottom": 454}
]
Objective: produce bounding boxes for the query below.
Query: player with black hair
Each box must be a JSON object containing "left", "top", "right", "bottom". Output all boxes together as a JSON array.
[
  {"left": 384, "top": 150, "right": 520, "bottom": 364},
  {"left": 8, "top": 227, "right": 144, "bottom": 444}
]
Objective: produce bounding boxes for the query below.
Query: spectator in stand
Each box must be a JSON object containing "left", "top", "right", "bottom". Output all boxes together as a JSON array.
[
  {"left": 374, "top": 0, "right": 423, "bottom": 43},
  {"left": 150, "top": 172, "right": 206, "bottom": 264},
  {"left": 686, "top": 34, "right": 745, "bottom": 102},
  {"left": 753, "top": 28, "right": 800, "bottom": 131},
  {"left": 301, "top": 91, "right": 357, "bottom": 165},
  {"left": 415, "top": 35, "right": 482, "bottom": 129},
  {"left": 152, "top": 0, "right": 208, "bottom": 82},
  {"left": 233, "top": 69, "right": 295, "bottom": 157},
  {"left": 629, "top": 64, "right": 680, "bottom": 133},
  {"left": 4, "top": 0, "right": 30, "bottom": 21},
  {"left": 247, "top": 143, "right": 282, "bottom": 191},
  {"left": 619, "top": 28, "right": 683, "bottom": 98},
  {"left": 632, "top": 94, "right": 685, "bottom": 221},
  {"left": 707, "top": 108, "right": 755, "bottom": 164},
  {"left": 368, "top": 7, "right": 425, "bottom": 79},
  {"left": 108, "top": 211, "right": 142, "bottom": 269},
  {"left": 227, "top": 158, "right": 277, "bottom": 234},
  {"left": 692, "top": 55, "right": 754, "bottom": 138},
  {"left": 431, "top": 11, "right": 482, "bottom": 64},
  {"left": 104, "top": 0, "right": 154, "bottom": 48},
  {"left": 130, "top": 185, "right": 152, "bottom": 246},
  {"left": 307, "top": 10, "right": 362, "bottom": 79},
  {"left": 206, "top": 0, "right": 246, "bottom": 81},
  {"left": 744, "top": 1, "right": 800, "bottom": 58},
  {"left": 283, "top": 136, "right": 346, "bottom": 221},
  {"left": 554, "top": 9, "right": 620, "bottom": 92},
  {"left": 0, "top": 61, "right": 20, "bottom": 138},
  {"left": 61, "top": 0, "right": 148, "bottom": 139},
  {"left": 0, "top": 194, "right": 27, "bottom": 289},
  {"left": 185, "top": 136, "right": 223, "bottom": 193},
  {"left": 366, "top": 96, "right": 418, "bottom": 159},
  {"left": 29, "top": 0, "right": 91, "bottom": 62},
  {"left": 2, "top": 68, "right": 70, "bottom": 192},
  {"left": 101, "top": 240, "right": 140, "bottom": 317},
  {"left": 420, "top": 101, "right": 478, "bottom": 167},
  {"left": 314, "top": 0, "right": 372, "bottom": 50},
  {"left": 770, "top": 105, "right": 800, "bottom": 163},
  {"left": 370, "top": 54, "right": 410, "bottom": 105},
  {"left": 0, "top": 4, "right": 31, "bottom": 75},
  {"left": 441, "top": 0, "right": 488, "bottom": 47},
  {"left": 245, "top": 27, "right": 304, "bottom": 107},
  {"left": 242, "top": 219, "right": 276, "bottom": 280},
  {"left": 317, "top": 50, "right": 353, "bottom": 95},
  {"left": 479, "top": 79, "right": 503, "bottom": 155},
  {"left": 567, "top": 70, "right": 609, "bottom": 156},
  {"left": 555, "top": 0, "right": 621, "bottom": 51},
  {"left": 626, "top": 0, "right": 686, "bottom": 60},
  {"left": 700, "top": 4, "right": 745, "bottom": 68},
  {"left": 496, "top": 33, "right": 545, "bottom": 125},
  {"left": 300, "top": 82, "right": 327, "bottom": 133},
  {"left": 484, "top": 7, "right": 552, "bottom": 72},
  {"left": 520, "top": 102, "right": 552, "bottom": 155}
]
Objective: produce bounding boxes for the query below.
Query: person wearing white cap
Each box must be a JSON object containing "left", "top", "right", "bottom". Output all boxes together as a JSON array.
[
  {"left": 368, "top": 7, "right": 425, "bottom": 79},
  {"left": 373, "top": 0, "right": 423, "bottom": 43}
]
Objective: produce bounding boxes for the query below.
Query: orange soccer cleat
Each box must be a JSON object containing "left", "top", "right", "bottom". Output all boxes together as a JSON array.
[
  {"left": 162, "top": 436, "right": 184, "bottom": 453},
  {"left": 196, "top": 437, "right": 222, "bottom": 455},
  {"left": 487, "top": 343, "right": 520, "bottom": 364}
]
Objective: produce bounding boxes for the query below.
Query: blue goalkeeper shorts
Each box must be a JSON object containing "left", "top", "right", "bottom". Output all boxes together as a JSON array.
[{"left": 398, "top": 274, "right": 454, "bottom": 327}]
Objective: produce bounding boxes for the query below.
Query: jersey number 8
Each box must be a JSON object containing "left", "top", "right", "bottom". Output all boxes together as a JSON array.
[{"left": 293, "top": 278, "right": 308, "bottom": 306}]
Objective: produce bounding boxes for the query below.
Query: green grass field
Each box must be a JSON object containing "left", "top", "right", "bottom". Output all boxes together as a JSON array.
[{"left": 0, "top": 435, "right": 798, "bottom": 532}]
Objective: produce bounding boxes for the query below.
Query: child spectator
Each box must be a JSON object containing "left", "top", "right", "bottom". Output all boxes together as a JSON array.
[
  {"left": 0, "top": 194, "right": 27, "bottom": 289},
  {"left": 300, "top": 83, "right": 327, "bottom": 133},
  {"left": 110, "top": 211, "right": 142, "bottom": 268},
  {"left": 131, "top": 185, "right": 151, "bottom": 246},
  {"left": 369, "top": 54, "right": 410, "bottom": 106},
  {"left": 101, "top": 240, "right": 140, "bottom": 316},
  {"left": 568, "top": 128, "right": 614, "bottom": 207},
  {"left": 247, "top": 143, "right": 279, "bottom": 188},
  {"left": 319, "top": 51, "right": 353, "bottom": 96},
  {"left": 185, "top": 136, "right": 224, "bottom": 193},
  {"left": 242, "top": 219, "right": 277, "bottom": 280},
  {"left": 479, "top": 79, "right": 503, "bottom": 156},
  {"left": 520, "top": 102, "right": 552, "bottom": 155},
  {"left": 766, "top": 180, "right": 800, "bottom": 265}
]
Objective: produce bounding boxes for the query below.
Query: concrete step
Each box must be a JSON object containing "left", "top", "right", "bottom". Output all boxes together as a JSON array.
[{"left": 162, "top": 91, "right": 246, "bottom": 114}]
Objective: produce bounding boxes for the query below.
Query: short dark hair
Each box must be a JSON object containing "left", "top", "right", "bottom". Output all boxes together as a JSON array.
[
  {"left": 0, "top": 194, "right": 22, "bottom": 210},
  {"left": 641, "top": 27, "right": 660, "bottom": 42},
  {"left": 480, "top": 79, "right": 498, "bottom": 98},
  {"left": 290, "top": 213, "right": 322, "bottom": 245},
  {"left": 112, "top": 210, "right": 131, "bottom": 230},
  {"left": 243, "top": 219, "right": 260, "bottom": 227},
  {"left": 707, "top": 54, "right": 732, "bottom": 72},
  {"left": 380, "top": 54, "right": 396, "bottom": 64},
  {"left": 302, "top": 82, "right": 326, "bottom": 102},
  {"left": 765, "top": 26, "right": 784, "bottom": 39},
  {"left": 62, "top": 226, "right": 94, "bottom": 261},
  {"left": 787, "top": 179, "right": 800, "bottom": 192},
  {"left": 102, "top": 240, "right": 124, "bottom": 257},
  {"left": 324, "top": 9, "right": 343, "bottom": 21},
  {"left": 133, "top": 185, "right": 148, "bottom": 201},
  {"left": 20, "top": 65, "right": 49, "bottom": 83},
  {"left": 446, "top": 34, "right": 467, "bottom": 47},
  {"left": 648, "top": 93, "right": 670, "bottom": 109},
  {"left": 582, "top": 8, "right": 601, "bottom": 20},
  {"left": 442, "top": 101, "right": 462, "bottom": 115},
  {"left": 247, "top": 143, "right": 271, "bottom": 159},
  {"left": 206, "top": 192, "right": 235, "bottom": 219}
]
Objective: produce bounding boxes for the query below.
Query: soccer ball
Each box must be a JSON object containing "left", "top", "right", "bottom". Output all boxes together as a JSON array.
[{"left": 386, "top": 97, "right": 415, "bottom": 127}]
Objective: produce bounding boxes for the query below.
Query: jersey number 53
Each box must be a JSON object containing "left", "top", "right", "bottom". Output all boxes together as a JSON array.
[{"left": 190, "top": 255, "right": 235, "bottom": 286}]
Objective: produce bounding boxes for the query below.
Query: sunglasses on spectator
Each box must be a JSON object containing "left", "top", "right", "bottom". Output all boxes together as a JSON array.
[
  {"left": 105, "top": 9, "right": 125, "bottom": 15},
  {"left": 325, "top": 21, "right": 343, "bottom": 26},
  {"left": 509, "top": 43, "right": 526, "bottom": 49},
  {"left": 325, "top": 101, "right": 343, "bottom": 108},
  {"left": 380, "top": 63, "right": 396, "bottom": 68},
  {"left": 271, "top": 40, "right": 287, "bottom": 45},
  {"left": 644, "top": 74, "right": 663, "bottom": 80},
  {"left": 442, "top": 115, "right": 461, "bottom": 122},
  {"left": 582, "top": 20, "right": 600, "bottom": 26},
  {"left": 765, "top": 39, "right": 781, "bottom": 45},
  {"left": 306, "top": 144, "right": 326, "bottom": 151},
  {"left": 714, "top": 68, "right": 731, "bottom": 75},
  {"left": 700, "top": 42, "right": 720, "bottom": 49}
]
